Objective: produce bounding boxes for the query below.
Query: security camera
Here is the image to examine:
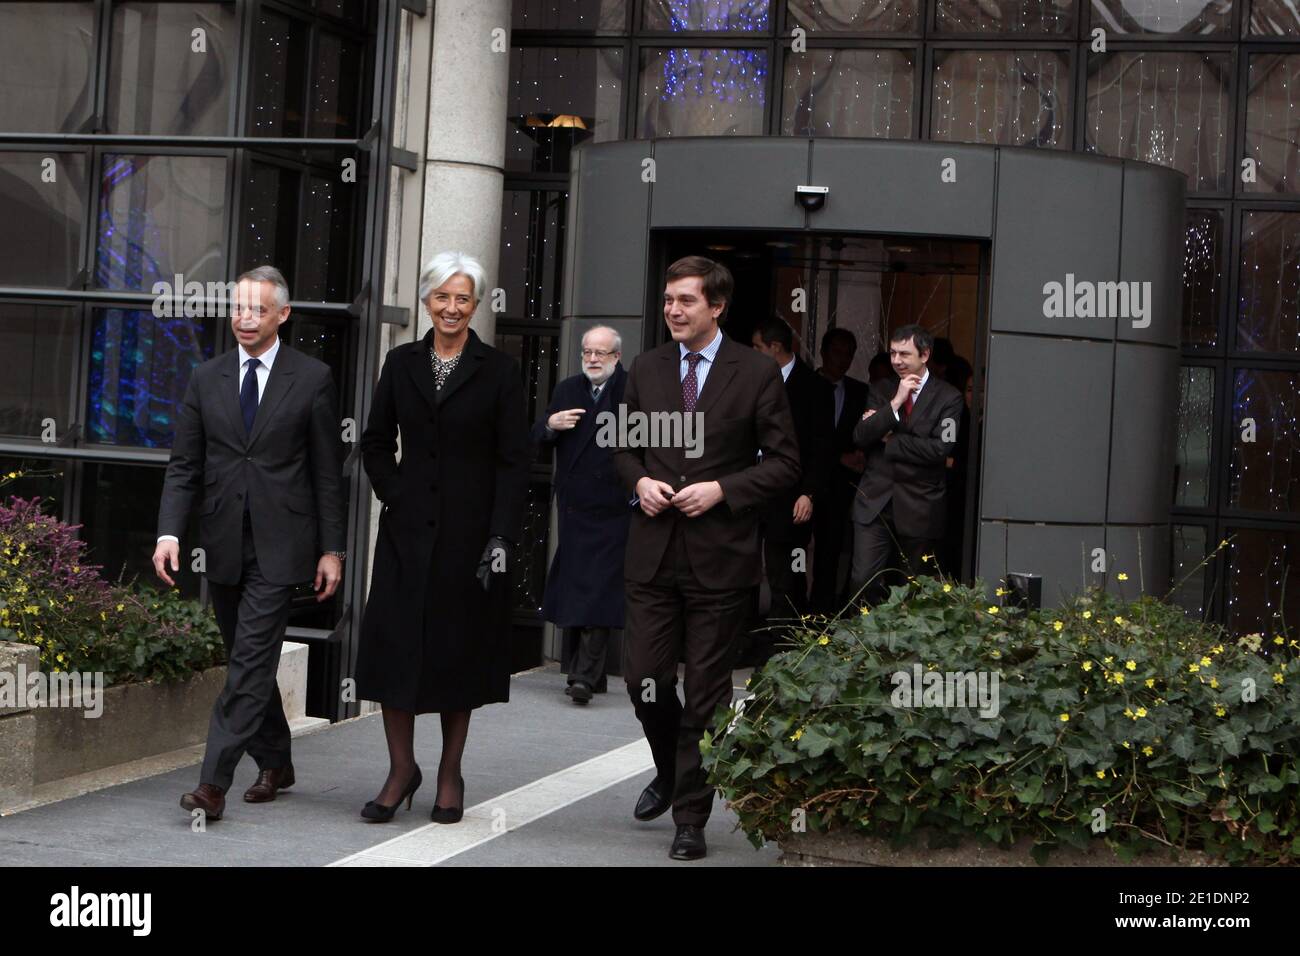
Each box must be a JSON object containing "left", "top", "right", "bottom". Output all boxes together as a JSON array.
[{"left": 795, "top": 185, "right": 828, "bottom": 212}]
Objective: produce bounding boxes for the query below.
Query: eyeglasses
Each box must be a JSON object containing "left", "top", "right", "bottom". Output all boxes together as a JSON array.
[{"left": 581, "top": 348, "right": 617, "bottom": 358}]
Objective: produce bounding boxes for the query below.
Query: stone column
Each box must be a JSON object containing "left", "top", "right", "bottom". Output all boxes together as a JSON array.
[{"left": 419, "top": 0, "right": 511, "bottom": 341}]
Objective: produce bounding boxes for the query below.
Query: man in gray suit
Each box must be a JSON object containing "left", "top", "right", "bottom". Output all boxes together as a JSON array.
[{"left": 153, "top": 265, "right": 345, "bottom": 821}]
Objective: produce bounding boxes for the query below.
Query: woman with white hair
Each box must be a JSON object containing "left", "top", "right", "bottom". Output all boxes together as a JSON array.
[{"left": 354, "top": 251, "right": 529, "bottom": 823}]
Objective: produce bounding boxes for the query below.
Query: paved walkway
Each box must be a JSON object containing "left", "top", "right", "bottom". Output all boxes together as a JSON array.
[{"left": 0, "top": 666, "right": 779, "bottom": 867}]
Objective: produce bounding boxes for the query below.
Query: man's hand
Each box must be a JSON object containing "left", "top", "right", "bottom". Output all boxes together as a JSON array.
[
  {"left": 672, "top": 481, "right": 724, "bottom": 518},
  {"left": 891, "top": 373, "right": 922, "bottom": 411},
  {"left": 861, "top": 408, "right": 876, "bottom": 420},
  {"left": 635, "top": 477, "right": 676, "bottom": 517},
  {"left": 792, "top": 494, "right": 813, "bottom": 524},
  {"left": 547, "top": 408, "right": 585, "bottom": 431},
  {"left": 314, "top": 553, "right": 343, "bottom": 602},
  {"left": 152, "top": 539, "right": 180, "bottom": 587}
]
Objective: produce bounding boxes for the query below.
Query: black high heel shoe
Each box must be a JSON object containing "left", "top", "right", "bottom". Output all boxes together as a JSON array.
[
  {"left": 429, "top": 774, "right": 465, "bottom": 824},
  {"left": 360, "top": 766, "right": 422, "bottom": 823}
]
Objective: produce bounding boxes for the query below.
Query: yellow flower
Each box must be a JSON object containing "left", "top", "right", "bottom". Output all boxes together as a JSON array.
[
  {"left": 790, "top": 728, "right": 803, "bottom": 742},
  {"left": 1273, "top": 672, "right": 1285, "bottom": 685},
  {"left": 1124, "top": 660, "right": 1136, "bottom": 671},
  {"left": 1135, "top": 707, "right": 1147, "bottom": 718},
  {"left": 56, "top": 653, "right": 65, "bottom": 663},
  {"left": 1053, "top": 621, "right": 1064, "bottom": 632},
  {"left": 942, "top": 583, "right": 952, "bottom": 593},
  {"left": 1200, "top": 656, "right": 1212, "bottom": 667},
  {"left": 922, "top": 554, "right": 933, "bottom": 563},
  {"left": 1083, "top": 611, "right": 1092, "bottom": 619},
  {"left": 1214, "top": 705, "right": 1227, "bottom": 718},
  {"left": 817, "top": 635, "right": 829, "bottom": 646},
  {"left": 1210, "top": 644, "right": 1223, "bottom": 655},
  {"left": 1209, "top": 677, "right": 1218, "bottom": 689},
  {"left": 1142, "top": 745, "right": 1154, "bottom": 757},
  {"left": 1095, "top": 770, "right": 1106, "bottom": 779},
  {"left": 1114, "top": 616, "right": 1126, "bottom": 626},
  {"left": 1116, "top": 572, "right": 1129, "bottom": 581},
  {"left": 1123, "top": 707, "right": 1134, "bottom": 718},
  {"left": 995, "top": 587, "right": 1006, "bottom": 596},
  {"left": 1059, "top": 713, "right": 1070, "bottom": 722},
  {"left": 1112, "top": 673, "right": 1125, "bottom": 685},
  {"left": 1103, "top": 656, "right": 1113, "bottom": 665},
  {"left": 987, "top": 606, "right": 999, "bottom": 615},
  {"left": 1189, "top": 663, "right": 1200, "bottom": 673},
  {"left": 860, "top": 607, "right": 869, "bottom": 616},
  {"left": 1081, "top": 660, "right": 1093, "bottom": 672},
  {"left": 1273, "top": 636, "right": 1284, "bottom": 646},
  {"left": 1121, "top": 740, "right": 1131, "bottom": 749},
  {"left": 1144, "top": 678, "right": 1155, "bottom": 688}
]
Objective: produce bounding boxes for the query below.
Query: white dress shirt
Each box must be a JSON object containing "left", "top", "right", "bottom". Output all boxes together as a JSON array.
[
  {"left": 679, "top": 327, "right": 724, "bottom": 393},
  {"left": 779, "top": 355, "right": 795, "bottom": 382}
]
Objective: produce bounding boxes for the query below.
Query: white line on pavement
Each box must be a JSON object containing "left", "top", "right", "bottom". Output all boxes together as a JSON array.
[{"left": 328, "top": 738, "right": 655, "bottom": 867}]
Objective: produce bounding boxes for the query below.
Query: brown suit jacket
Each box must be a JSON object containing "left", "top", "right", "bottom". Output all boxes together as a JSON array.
[{"left": 613, "top": 333, "right": 801, "bottom": 590}]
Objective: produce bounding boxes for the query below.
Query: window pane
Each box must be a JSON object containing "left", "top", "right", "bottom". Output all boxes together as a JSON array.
[
  {"left": 642, "top": 0, "right": 771, "bottom": 30},
  {"left": 496, "top": 333, "right": 560, "bottom": 443},
  {"left": 0, "top": 304, "right": 78, "bottom": 440},
  {"left": 1225, "top": 526, "right": 1300, "bottom": 637},
  {"left": 1085, "top": 51, "right": 1231, "bottom": 192},
  {"left": 0, "top": 151, "right": 87, "bottom": 288},
  {"left": 782, "top": 48, "right": 914, "bottom": 138},
  {"left": 297, "top": 173, "right": 357, "bottom": 301},
  {"left": 1243, "top": 54, "right": 1300, "bottom": 195},
  {"left": 1175, "top": 366, "right": 1213, "bottom": 508},
  {"left": 0, "top": 457, "right": 66, "bottom": 516},
  {"left": 97, "top": 154, "right": 228, "bottom": 292},
  {"left": 283, "top": 315, "right": 348, "bottom": 395},
  {"left": 87, "top": 308, "right": 216, "bottom": 448},
  {"left": 499, "top": 190, "right": 565, "bottom": 324},
  {"left": 787, "top": 0, "right": 918, "bottom": 32},
  {"left": 930, "top": 50, "right": 1070, "bottom": 148},
  {"left": 80, "top": 463, "right": 200, "bottom": 596},
  {"left": 250, "top": 10, "right": 309, "bottom": 136},
  {"left": 1182, "top": 209, "right": 1223, "bottom": 348},
  {"left": 637, "top": 47, "right": 768, "bottom": 136},
  {"left": 106, "top": 2, "right": 236, "bottom": 136},
  {"left": 936, "top": 0, "right": 1074, "bottom": 34},
  {"left": 309, "top": 30, "right": 364, "bottom": 138},
  {"left": 0, "top": 2, "right": 95, "bottom": 134},
  {"left": 1236, "top": 211, "right": 1300, "bottom": 353},
  {"left": 1090, "top": 0, "right": 1233, "bottom": 34},
  {"left": 507, "top": 47, "right": 625, "bottom": 174},
  {"left": 1229, "top": 368, "right": 1300, "bottom": 513},
  {"left": 1170, "top": 525, "right": 1208, "bottom": 619},
  {"left": 241, "top": 161, "right": 302, "bottom": 285},
  {"left": 314, "top": 0, "right": 366, "bottom": 24},
  {"left": 512, "top": 0, "right": 629, "bottom": 32},
  {"left": 1249, "top": 0, "right": 1300, "bottom": 33}
]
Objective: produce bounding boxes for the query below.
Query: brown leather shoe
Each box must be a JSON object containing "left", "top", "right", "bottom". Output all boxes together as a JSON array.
[
  {"left": 180, "top": 783, "right": 226, "bottom": 820},
  {"left": 244, "top": 765, "right": 296, "bottom": 803}
]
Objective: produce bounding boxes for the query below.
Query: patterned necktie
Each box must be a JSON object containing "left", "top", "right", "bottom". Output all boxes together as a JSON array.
[
  {"left": 682, "top": 352, "right": 703, "bottom": 412},
  {"left": 240, "top": 358, "right": 261, "bottom": 434}
]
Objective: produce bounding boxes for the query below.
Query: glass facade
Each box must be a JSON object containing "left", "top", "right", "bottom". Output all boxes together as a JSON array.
[
  {"left": 507, "top": 0, "right": 1300, "bottom": 633},
  {"left": 0, "top": 0, "right": 403, "bottom": 710}
]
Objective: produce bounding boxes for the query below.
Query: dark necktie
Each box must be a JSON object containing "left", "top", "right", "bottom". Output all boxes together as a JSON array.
[
  {"left": 902, "top": 391, "right": 915, "bottom": 421},
  {"left": 591, "top": 384, "right": 601, "bottom": 401},
  {"left": 682, "top": 352, "right": 702, "bottom": 412},
  {"left": 241, "top": 357, "right": 261, "bottom": 434}
]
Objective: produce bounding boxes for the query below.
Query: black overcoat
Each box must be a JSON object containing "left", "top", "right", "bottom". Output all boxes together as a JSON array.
[
  {"left": 355, "top": 328, "right": 530, "bottom": 712},
  {"left": 532, "top": 365, "right": 630, "bottom": 629}
]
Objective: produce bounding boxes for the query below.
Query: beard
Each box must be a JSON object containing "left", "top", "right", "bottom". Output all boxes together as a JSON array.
[{"left": 582, "top": 362, "right": 615, "bottom": 386}]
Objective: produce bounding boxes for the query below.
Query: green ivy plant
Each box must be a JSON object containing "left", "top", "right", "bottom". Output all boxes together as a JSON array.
[{"left": 703, "top": 572, "right": 1299, "bottom": 865}]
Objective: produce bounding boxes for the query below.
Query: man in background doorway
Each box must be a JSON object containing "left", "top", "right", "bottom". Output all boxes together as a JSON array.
[
  {"left": 748, "top": 316, "right": 833, "bottom": 664},
  {"left": 534, "top": 325, "right": 630, "bottom": 705},
  {"left": 848, "top": 324, "right": 964, "bottom": 605},
  {"left": 812, "top": 327, "right": 869, "bottom": 615}
]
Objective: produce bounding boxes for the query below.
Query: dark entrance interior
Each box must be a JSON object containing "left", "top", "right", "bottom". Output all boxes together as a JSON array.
[{"left": 648, "top": 228, "right": 989, "bottom": 593}]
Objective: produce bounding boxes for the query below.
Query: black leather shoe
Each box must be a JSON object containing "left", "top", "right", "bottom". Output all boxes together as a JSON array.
[
  {"left": 633, "top": 777, "right": 671, "bottom": 821},
  {"left": 429, "top": 774, "right": 465, "bottom": 824},
  {"left": 360, "top": 766, "right": 422, "bottom": 823},
  {"left": 569, "top": 680, "right": 593, "bottom": 705},
  {"left": 670, "top": 824, "right": 707, "bottom": 860}
]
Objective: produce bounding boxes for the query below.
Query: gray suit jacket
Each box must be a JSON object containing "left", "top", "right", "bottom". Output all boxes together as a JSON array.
[{"left": 157, "top": 343, "right": 346, "bottom": 586}]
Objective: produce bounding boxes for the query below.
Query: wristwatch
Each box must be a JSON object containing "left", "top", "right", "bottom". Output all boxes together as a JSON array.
[{"left": 326, "top": 551, "right": 347, "bottom": 561}]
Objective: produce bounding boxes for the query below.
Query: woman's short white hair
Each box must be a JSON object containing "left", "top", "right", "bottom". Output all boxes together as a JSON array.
[{"left": 418, "top": 251, "right": 487, "bottom": 305}]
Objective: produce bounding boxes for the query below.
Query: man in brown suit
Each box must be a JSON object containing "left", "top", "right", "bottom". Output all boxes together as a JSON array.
[{"left": 613, "top": 256, "right": 800, "bottom": 861}]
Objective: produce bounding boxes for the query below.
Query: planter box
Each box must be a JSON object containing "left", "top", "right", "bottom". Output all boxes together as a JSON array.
[
  {"left": 1, "top": 640, "right": 313, "bottom": 799},
  {"left": 778, "top": 828, "right": 1220, "bottom": 867}
]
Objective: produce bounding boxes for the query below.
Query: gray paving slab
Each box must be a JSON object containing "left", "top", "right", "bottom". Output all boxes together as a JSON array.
[{"left": 0, "top": 665, "right": 779, "bottom": 867}]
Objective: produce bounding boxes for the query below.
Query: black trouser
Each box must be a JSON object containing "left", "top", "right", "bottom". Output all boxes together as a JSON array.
[
  {"left": 849, "top": 503, "right": 940, "bottom": 607},
  {"left": 201, "top": 516, "right": 296, "bottom": 791},
  {"left": 623, "top": 525, "right": 748, "bottom": 828},
  {"left": 811, "top": 476, "right": 855, "bottom": 615},
  {"left": 565, "top": 626, "right": 611, "bottom": 690},
  {"left": 749, "top": 533, "right": 807, "bottom": 665}
]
